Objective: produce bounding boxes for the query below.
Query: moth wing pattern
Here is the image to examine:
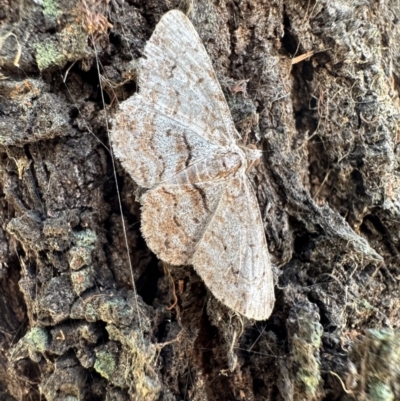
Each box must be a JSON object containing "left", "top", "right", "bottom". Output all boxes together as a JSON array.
[
  {"left": 140, "top": 180, "right": 227, "bottom": 266},
  {"left": 111, "top": 95, "right": 230, "bottom": 188},
  {"left": 140, "top": 10, "right": 238, "bottom": 148},
  {"left": 111, "top": 10, "right": 239, "bottom": 188},
  {"left": 111, "top": 10, "right": 275, "bottom": 320},
  {"left": 192, "top": 175, "right": 274, "bottom": 320}
]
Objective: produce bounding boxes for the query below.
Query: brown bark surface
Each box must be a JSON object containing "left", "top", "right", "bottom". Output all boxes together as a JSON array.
[{"left": 1, "top": 1, "right": 400, "bottom": 400}]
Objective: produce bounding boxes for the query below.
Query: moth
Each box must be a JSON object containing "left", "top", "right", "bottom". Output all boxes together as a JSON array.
[{"left": 111, "top": 10, "right": 274, "bottom": 320}]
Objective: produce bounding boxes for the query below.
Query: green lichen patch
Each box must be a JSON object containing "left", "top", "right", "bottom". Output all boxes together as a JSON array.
[
  {"left": 349, "top": 329, "right": 400, "bottom": 400},
  {"left": 34, "top": 41, "right": 64, "bottom": 71},
  {"left": 94, "top": 348, "right": 117, "bottom": 380},
  {"left": 368, "top": 382, "right": 394, "bottom": 401},
  {"left": 73, "top": 230, "right": 97, "bottom": 247},
  {"left": 34, "top": 23, "right": 91, "bottom": 71},
  {"left": 287, "top": 301, "right": 323, "bottom": 399},
  {"left": 10, "top": 327, "right": 51, "bottom": 364},
  {"left": 24, "top": 327, "right": 50, "bottom": 353},
  {"left": 42, "top": 0, "right": 60, "bottom": 17}
]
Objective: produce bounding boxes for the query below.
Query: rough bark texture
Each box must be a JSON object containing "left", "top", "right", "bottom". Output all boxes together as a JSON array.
[{"left": 1, "top": 0, "right": 400, "bottom": 400}]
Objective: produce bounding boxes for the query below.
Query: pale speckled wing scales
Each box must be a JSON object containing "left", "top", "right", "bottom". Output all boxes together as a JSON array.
[
  {"left": 111, "top": 95, "right": 227, "bottom": 188},
  {"left": 139, "top": 10, "right": 237, "bottom": 147},
  {"left": 140, "top": 180, "right": 227, "bottom": 266},
  {"left": 111, "top": 9, "right": 242, "bottom": 188},
  {"left": 192, "top": 175, "right": 275, "bottom": 320}
]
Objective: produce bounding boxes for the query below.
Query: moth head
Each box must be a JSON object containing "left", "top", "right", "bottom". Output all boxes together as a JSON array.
[{"left": 242, "top": 145, "right": 262, "bottom": 170}]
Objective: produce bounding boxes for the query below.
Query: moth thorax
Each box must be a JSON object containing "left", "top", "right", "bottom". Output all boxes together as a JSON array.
[
  {"left": 244, "top": 146, "right": 262, "bottom": 167},
  {"left": 220, "top": 152, "right": 243, "bottom": 172}
]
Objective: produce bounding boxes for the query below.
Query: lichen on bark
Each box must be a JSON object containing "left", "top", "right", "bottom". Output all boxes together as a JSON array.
[{"left": 1, "top": 0, "right": 400, "bottom": 400}]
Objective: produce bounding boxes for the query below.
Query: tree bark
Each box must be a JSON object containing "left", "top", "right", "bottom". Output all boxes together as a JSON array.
[{"left": 1, "top": 0, "right": 399, "bottom": 400}]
